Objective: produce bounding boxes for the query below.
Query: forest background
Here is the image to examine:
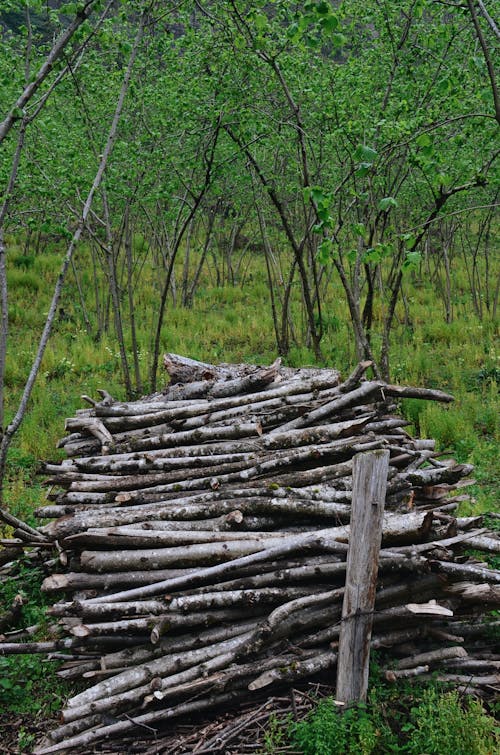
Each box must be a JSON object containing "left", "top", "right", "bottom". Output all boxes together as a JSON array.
[{"left": 0, "top": 0, "right": 498, "bottom": 751}]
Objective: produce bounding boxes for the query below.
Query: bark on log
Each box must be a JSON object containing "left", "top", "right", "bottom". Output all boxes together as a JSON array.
[
  {"left": 81, "top": 512, "right": 432, "bottom": 586},
  {"left": 4, "top": 357, "right": 490, "bottom": 754}
]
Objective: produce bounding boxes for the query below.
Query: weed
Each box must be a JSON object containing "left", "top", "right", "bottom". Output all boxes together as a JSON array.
[
  {"left": 260, "top": 713, "right": 293, "bottom": 754},
  {"left": 402, "top": 688, "right": 500, "bottom": 755},
  {"left": 0, "top": 655, "right": 72, "bottom": 715},
  {"left": 290, "top": 698, "right": 398, "bottom": 755},
  {"left": 0, "top": 560, "right": 75, "bottom": 716},
  {"left": 283, "top": 683, "right": 499, "bottom": 755}
]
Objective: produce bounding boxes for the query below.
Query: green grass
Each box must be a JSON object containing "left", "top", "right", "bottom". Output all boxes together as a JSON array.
[{"left": 0, "top": 235, "right": 498, "bottom": 740}]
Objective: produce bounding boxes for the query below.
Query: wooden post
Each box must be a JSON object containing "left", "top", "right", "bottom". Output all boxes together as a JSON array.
[{"left": 336, "top": 449, "right": 390, "bottom": 703}]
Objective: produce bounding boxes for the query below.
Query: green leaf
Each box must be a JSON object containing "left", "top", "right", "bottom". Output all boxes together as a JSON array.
[
  {"left": 416, "top": 133, "right": 432, "bottom": 148},
  {"left": 363, "top": 247, "right": 382, "bottom": 264},
  {"left": 351, "top": 222, "right": 366, "bottom": 238},
  {"left": 319, "top": 15, "right": 339, "bottom": 32},
  {"left": 378, "top": 196, "right": 398, "bottom": 211},
  {"left": 401, "top": 233, "right": 416, "bottom": 249},
  {"left": 437, "top": 77, "right": 451, "bottom": 95},
  {"left": 403, "top": 251, "right": 422, "bottom": 270},
  {"left": 416, "top": 133, "right": 434, "bottom": 157},
  {"left": 354, "top": 144, "right": 378, "bottom": 163},
  {"left": 254, "top": 13, "right": 268, "bottom": 32},
  {"left": 316, "top": 1, "right": 331, "bottom": 15},
  {"left": 355, "top": 162, "right": 372, "bottom": 177},
  {"left": 311, "top": 186, "right": 331, "bottom": 207},
  {"left": 286, "top": 22, "right": 300, "bottom": 41},
  {"left": 331, "top": 33, "right": 347, "bottom": 46},
  {"left": 317, "top": 238, "right": 332, "bottom": 264}
]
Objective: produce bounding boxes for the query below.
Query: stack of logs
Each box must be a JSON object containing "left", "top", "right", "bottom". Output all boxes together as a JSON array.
[{"left": 1, "top": 355, "right": 499, "bottom": 754}]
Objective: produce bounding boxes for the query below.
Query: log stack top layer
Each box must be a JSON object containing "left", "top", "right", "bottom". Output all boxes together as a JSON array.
[{"left": 1, "top": 354, "right": 499, "bottom": 754}]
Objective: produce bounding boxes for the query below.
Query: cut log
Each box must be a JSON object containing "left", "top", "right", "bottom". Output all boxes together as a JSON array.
[{"left": 2, "top": 356, "right": 492, "bottom": 754}]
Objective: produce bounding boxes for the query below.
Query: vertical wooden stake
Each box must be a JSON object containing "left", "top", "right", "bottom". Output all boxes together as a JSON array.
[{"left": 336, "top": 449, "right": 390, "bottom": 704}]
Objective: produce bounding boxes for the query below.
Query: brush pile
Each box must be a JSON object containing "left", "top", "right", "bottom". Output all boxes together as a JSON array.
[{"left": 1, "top": 355, "right": 499, "bottom": 754}]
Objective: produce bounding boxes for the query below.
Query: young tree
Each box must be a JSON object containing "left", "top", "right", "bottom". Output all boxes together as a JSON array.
[{"left": 0, "top": 1, "right": 148, "bottom": 528}]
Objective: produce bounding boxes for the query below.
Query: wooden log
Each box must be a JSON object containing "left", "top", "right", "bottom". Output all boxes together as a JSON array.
[
  {"left": 167, "top": 585, "right": 319, "bottom": 613},
  {"left": 42, "top": 553, "right": 343, "bottom": 593},
  {"left": 385, "top": 665, "right": 429, "bottom": 681},
  {"left": 53, "top": 586, "right": 318, "bottom": 620},
  {"left": 166, "top": 385, "right": 344, "bottom": 432},
  {"left": 0, "top": 510, "right": 48, "bottom": 540},
  {"left": 56, "top": 620, "right": 257, "bottom": 679},
  {"left": 35, "top": 689, "right": 249, "bottom": 754},
  {"left": 40, "top": 491, "right": 354, "bottom": 538},
  {"left": 79, "top": 512, "right": 431, "bottom": 581},
  {"left": 41, "top": 567, "right": 194, "bottom": 593},
  {"left": 63, "top": 629, "right": 256, "bottom": 715},
  {"left": 429, "top": 560, "right": 500, "bottom": 584},
  {"left": 396, "top": 645, "right": 468, "bottom": 669},
  {"left": 64, "top": 607, "right": 261, "bottom": 638},
  {"left": 64, "top": 529, "right": 292, "bottom": 549},
  {"left": 79, "top": 536, "right": 293, "bottom": 572},
  {"left": 249, "top": 649, "right": 338, "bottom": 690},
  {"left": 50, "top": 435, "right": 379, "bottom": 495},
  {"left": 270, "top": 381, "right": 383, "bottom": 433},
  {"left": 461, "top": 534, "right": 500, "bottom": 553},
  {"left": 110, "top": 421, "right": 263, "bottom": 455},
  {"left": 444, "top": 659, "right": 500, "bottom": 671},
  {"left": 163, "top": 354, "right": 284, "bottom": 391},
  {"left": 88, "top": 369, "right": 343, "bottom": 420},
  {"left": 444, "top": 582, "right": 500, "bottom": 604},
  {"left": 0, "top": 638, "right": 81, "bottom": 655},
  {"left": 49, "top": 599, "right": 171, "bottom": 618},
  {"left": 336, "top": 450, "right": 390, "bottom": 704},
  {"left": 43, "top": 452, "right": 253, "bottom": 481},
  {"left": 56, "top": 416, "right": 370, "bottom": 475},
  {"left": 416, "top": 672, "right": 500, "bottom": 686}
]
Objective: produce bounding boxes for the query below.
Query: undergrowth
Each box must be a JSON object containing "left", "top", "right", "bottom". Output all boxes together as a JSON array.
[
  {"left": 0, "top": 560, "right": 74, "bottom": 715},
  {"left": 275, "top": 684, "right": 500, "bottom": 755}
]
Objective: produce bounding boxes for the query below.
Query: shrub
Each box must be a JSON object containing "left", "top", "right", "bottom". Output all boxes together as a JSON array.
[
  {"left": 286, "top": 687, "right": 499, "bottom": 755},
  {"left": 289, "top": 699, "right": 397, "bottom": 755},
  {"left": 403, "top": 688, "right": 499, "bottom": 755}
]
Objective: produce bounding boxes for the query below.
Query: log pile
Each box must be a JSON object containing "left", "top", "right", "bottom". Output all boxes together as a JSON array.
[{"left": 1, "top": 355, "right": 499, "bottom": 754}]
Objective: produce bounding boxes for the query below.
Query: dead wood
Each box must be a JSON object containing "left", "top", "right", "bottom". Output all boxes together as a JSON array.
[{"left": 2, "top": 356, "right": 495, "bottom": 753}]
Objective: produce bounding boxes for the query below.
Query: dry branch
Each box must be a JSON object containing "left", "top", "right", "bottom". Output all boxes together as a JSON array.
[{"left": 2, "top": 355, "right": 495, "bottom": 754}]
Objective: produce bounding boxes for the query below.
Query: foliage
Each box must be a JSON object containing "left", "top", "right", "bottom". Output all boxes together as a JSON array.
[
  {"left": 290, "top": 698, "right": 397, "bottom": 755},
  {"left": 0, "top": 560, "right": 73, "bottom": 715},
  {"left": 402, "top": 688, "right": 500, "bottom": 755},
  {"left": 0, "top": 560, "right": 49, "bottom": 631},
  {"left": 286, "top": 685, "right": 499, "bottom": 755},
  {"left": 0, "top": 654, "right": 69, "bottom": 715}
]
